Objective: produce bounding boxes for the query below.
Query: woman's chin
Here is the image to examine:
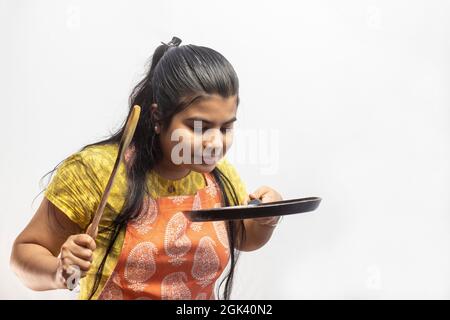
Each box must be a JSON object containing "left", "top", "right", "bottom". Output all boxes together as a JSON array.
[{"left": 189, "top": 162, "right": 218, "bottom": 173}]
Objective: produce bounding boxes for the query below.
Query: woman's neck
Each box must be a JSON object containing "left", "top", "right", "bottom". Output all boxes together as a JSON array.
[{"left": 153, "top": 159, "right": 191, "bottom": 181}]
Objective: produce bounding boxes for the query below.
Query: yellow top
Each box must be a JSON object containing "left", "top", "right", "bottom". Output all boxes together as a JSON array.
[{"left": 44, "top": 143, "right": 248, "bottom": 299}]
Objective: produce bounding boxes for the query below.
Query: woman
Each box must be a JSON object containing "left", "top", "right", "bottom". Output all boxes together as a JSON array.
[{"left": 10, "top": 37, "right": 282, "bottom": 300}]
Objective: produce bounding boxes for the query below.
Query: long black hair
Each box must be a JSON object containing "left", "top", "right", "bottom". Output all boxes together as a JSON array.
[{"left": 38, "top": 37, "right": 246, "bottom": 300}]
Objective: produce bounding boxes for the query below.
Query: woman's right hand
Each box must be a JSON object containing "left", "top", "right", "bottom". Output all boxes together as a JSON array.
[{"left": 55, "top": 234, "right": 96, "bottom": 290}]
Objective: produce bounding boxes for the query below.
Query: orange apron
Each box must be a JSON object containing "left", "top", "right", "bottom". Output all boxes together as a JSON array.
[{"left": 98, "top": 172, "right": 230, "bottom": 300}]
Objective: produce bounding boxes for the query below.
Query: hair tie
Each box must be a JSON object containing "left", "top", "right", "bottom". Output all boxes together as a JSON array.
[{"left": 161, "top": 36, "right": 182, "bottom": 47}]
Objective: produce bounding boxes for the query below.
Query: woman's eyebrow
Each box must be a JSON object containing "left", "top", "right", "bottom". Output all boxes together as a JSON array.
[{"left": 185, "top": 117, "right": 237, "bottom": 125}]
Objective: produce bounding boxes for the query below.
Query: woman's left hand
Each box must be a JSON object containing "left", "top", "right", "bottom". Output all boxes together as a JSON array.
[{"left": 244, "top": 186, "right": 283, "bottom": 227}]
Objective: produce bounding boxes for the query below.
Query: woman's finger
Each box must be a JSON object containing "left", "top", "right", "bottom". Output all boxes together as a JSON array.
[
  {"left": 249, "top": 186, "right": 271, "bottom": 200},
  {"left": 62, "top": 253, "right": 92, "bottom": 272},
  {"left": 70, "top": 245, "right": 94, "bottom": 262},
  {"left": 72, "top": 234, "right": 97, "bottom": 251}
]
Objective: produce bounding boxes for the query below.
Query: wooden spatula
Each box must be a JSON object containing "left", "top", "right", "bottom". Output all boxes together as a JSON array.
[{"left": 86, "top": 105, "right": 141, "bottom": 238}]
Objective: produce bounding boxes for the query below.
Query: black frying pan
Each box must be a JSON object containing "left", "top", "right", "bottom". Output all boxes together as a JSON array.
[{"left": 183, "top": 196, "right": 322, "bottom": 222}]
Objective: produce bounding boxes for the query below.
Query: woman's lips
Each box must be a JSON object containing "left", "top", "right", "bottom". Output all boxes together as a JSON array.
[
  {"left": 202, "top": 157, "right": 218, "bottom": 164},
  {"left": 192, "top": 155, "right": 220, "bottom": 165}
]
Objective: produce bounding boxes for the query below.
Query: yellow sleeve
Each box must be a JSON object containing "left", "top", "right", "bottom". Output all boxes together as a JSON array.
[
  {"left": 44, "top": 152, "right": 103, "bottom": 230},
  {"left": 216, "top": 158, "right": 248, "bottom": 206}
]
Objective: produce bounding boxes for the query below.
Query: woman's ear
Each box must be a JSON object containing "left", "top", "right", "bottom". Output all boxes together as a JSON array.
[{"left": 151, "top": 103, "right": 161, "bottom": 134}]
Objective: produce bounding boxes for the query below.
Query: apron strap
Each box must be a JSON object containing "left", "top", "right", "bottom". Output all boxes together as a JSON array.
[{"left": 203, "top": 172, "right": 215, "bottom": 187}]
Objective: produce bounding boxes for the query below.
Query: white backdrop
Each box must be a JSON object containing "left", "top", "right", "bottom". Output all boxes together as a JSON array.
[{"left": 1, "top": 0, "right": 449, "bottom": 299}]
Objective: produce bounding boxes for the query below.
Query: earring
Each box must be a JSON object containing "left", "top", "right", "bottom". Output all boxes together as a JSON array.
[{"left": 154, "top": 125, "right": 159, "bottom": 133}]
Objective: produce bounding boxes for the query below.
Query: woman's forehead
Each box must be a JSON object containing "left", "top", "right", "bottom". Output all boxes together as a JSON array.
[{"left": 179, "top": 94, "right": 238, "bottom": 119}]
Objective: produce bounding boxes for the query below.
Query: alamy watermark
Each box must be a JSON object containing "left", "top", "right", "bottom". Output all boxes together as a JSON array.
[{"left": 170, "top": 120, "right": 279, "bottom": 175}]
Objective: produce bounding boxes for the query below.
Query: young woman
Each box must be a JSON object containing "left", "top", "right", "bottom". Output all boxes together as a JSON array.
[{"left": 10, "top": 37, "right": 283, "bottom": 300}]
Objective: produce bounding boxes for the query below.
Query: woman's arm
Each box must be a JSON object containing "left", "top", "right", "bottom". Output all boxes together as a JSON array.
[
  {"left": 236, "top": 186, "right": 283, "bottom": 252},
  {"left": 237, "top": 219, "right": 278, "bottom": 252},
  {"left": 10, "top": 198, "right": 95, "bottom": 291}
]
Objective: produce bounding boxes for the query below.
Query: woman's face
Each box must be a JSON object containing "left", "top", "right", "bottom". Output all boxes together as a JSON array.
[{"left": 154, "top": 94, "right": 238, "bottom": 178}]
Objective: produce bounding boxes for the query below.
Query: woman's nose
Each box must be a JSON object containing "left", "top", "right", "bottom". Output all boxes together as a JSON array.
[{"left": 203, "top": 129, "right": 223, "bottom": 149}]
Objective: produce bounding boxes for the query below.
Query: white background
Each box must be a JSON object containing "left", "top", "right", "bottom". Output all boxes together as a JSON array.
[{"left": 1, "top": 0, "right": 449, "bottom": 299}]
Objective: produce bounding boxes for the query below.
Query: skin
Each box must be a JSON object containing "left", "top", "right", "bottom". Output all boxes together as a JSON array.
[
  {"left": 10, "top": 93, "right": 282, "bottom": 292},
  {"left": 10, "top": 198, "right": 94, "bottom": 290},
  {"left": 152, "top": 94, "right": 237, "bottom": 179},
  {"left": 153, "top": 93, "right": 283, "bottom": 251}
]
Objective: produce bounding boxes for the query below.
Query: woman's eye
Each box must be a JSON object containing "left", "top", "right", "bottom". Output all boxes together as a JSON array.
[{"left": 188, "top": 125, "right": 232, "bottom": 133}]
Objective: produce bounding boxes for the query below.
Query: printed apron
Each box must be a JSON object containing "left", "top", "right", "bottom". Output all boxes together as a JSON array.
[{"left": 98, "top": 172, "right": 230, "bottom": 300}]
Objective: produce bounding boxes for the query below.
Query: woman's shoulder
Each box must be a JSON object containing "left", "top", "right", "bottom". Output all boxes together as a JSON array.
[
  {"left": 215, "top": 157, "right": 248, "bottom": 205},
  {"left": 73, "top": 143, "right": 118, "bottom": 167},
  {"left": 216, "top": 157, "right": 239, "bottom": 178},
  {"left": 44, "top": 144, "right": 121, "bottom": 230},
  {"left": 62, "top": 144, "right": 119, "bottom": 177},
  {"left": 54, "top": 143, "right": 123, "bottom": 195}
]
